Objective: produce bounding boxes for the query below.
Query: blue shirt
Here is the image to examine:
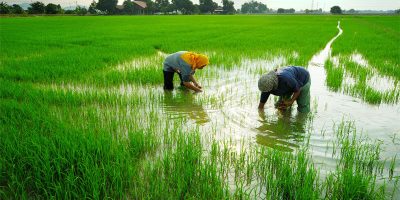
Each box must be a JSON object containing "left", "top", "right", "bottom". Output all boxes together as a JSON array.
[
  {"left": 260, "top": 66, "right": 310, "bottom": 103},
  {"left": 163, "top": 51, "right": 194, "bottom": 82}
]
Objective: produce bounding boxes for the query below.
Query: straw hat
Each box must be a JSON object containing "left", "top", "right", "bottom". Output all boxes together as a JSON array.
[{"left": 258, "top": 71, "right": 278, "bottom": 92}]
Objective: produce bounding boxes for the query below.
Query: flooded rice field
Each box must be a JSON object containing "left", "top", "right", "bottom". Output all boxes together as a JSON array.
[{"left": 35, "top": 21, "right": 399, "bottom": 198}]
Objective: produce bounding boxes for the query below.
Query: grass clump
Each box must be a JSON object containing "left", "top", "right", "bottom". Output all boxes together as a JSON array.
[
  {"left": 325, "top": 59, "right": 344, "bottom": 92},
  {"left": 0, "top": 100, "right": 156, "bottom": 199},
  {"left": 137, "top": 131, "right": 230, "bottom": 199},
  {"left": 324, "top": 121, "right": 390, "bottom": 199}
]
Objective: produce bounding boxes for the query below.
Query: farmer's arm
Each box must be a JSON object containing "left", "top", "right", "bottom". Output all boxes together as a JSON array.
[
  {"left": 284, "top": 90, "right": 301, "bottom": 106},
  {"left": 181, "top": 73, "right": 202, "bottom": 92},
  {"left": 189, "top": 75, "right": 202, "bottom": 88},
  {"left": 283, "top": 88, "right": 301, "bottom": 107},
  {"left": 282, "top": 78, "right": 301, "bottom": 107},
  {"left": 258, "top": 92, "right": 270, "bottom": 109}
]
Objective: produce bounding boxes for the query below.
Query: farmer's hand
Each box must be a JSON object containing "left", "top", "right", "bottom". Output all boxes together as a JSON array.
[
  {"left": 194, "top": 83, "right": 202, "bottom": 89},
  {"left": 276, "top": 101, "right": 292, "bottom": 109},
  {"left": 282, "top": 100, "right": 293, "bottom": 108}
]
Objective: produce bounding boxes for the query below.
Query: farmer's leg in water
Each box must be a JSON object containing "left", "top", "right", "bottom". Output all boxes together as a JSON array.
[
  {"left": 296, "top": 79, "right": 311, "bottom": 113},
  {"left": 163, "top": 70, "right": 175, "bottom": 90},
  {"left": 178, "top": 72, "right": 184, "bottom": 87}
]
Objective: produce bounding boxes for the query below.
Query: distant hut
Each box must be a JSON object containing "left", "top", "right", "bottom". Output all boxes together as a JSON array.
[
  {"left": 214, "top": 6, "right": 223, "bottom": 14},
  {"left": 116, "top": 1, "right": 147, "bottom": 14}
]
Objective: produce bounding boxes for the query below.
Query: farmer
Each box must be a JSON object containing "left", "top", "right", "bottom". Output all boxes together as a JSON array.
[
  {"left": 163, "top": 51, "right": 209, "bottom": 92},
  {"left": 258, "top": 66, "right": 311, "bottom": 113}
]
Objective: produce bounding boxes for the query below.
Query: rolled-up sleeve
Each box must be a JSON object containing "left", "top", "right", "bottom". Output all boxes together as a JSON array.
[{"left": 260, "top": 92, "right": 270, "bottom": 104}]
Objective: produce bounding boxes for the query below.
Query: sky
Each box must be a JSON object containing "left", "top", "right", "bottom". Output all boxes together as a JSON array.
[{"left": 5, "top": 0, "right": 400, "bottom": 11}]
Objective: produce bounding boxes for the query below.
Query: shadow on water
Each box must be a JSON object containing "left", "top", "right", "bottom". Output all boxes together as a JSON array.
[
  {"left": 255, "top": 109, "right": 308, "bottom": 152},
  {"left": 162, "top": 89, "right": 210, "bottom": 125}
]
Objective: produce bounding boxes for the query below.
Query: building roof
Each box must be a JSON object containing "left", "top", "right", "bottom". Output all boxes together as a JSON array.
[
  {"left": 116, "top": 1, "right": 147, "bottom": 10},
  {"left": 133, "top": 1, "right": 147, "bottom": 9}
]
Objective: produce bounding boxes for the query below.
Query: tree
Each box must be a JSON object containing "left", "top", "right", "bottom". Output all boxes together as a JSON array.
[
  {"left": 12, "top": 4, "right": 25, "bottom": 14},
  {"left": 241, "top": 1, "right": 267, "bottom": 14},
  {"left": 395, "top": 9, "right": 400, "bottom": 14},
  {"left": 172, "top": 0, "right": 195, "bottom": 14},
  {"left": 330, "top": 6, "right": 342, "bottom": 14},
  {"left": 159, "top": 0, "right": 172, "bottom": 13},
  {"left": 199, "top": 0, "right": 214, "bottom": 13},
  {"left": 222, "top": 0, "right": 234, "bottom": 14},
  {"left": 88, "top": 1, "right": 97, "bottom": 14},
  {"left": 45, "top": 3, "right": 61, "bottom": 14},
  {"left": 64, "top": 10, "right": 76, "bottom": 14},
  {"left": 144, "top": 0, "right": 156, "bottom": 14},
  {"left": 347, "top": 8, "right": 356, "bottom": 14},
  {"left": 155, "top": 0, "right": 171, "bottom": 13},
  {"left": 122, "top": 0, "right": 135, "bottom": 14},
  {"left": 277, "top": 8, "right": 295, "bottom": 14},
  {"left": 96, "top": 0, "right": 118, "bottom": 14},
  {"left": 0, "top": 2, "right": 11, "bottom": 14},
  {"left": 76, "top": 6, "right": 87, "bottom": 15},
  {"left": 28, "top": 1, "right": 45, "bottom": 14}
]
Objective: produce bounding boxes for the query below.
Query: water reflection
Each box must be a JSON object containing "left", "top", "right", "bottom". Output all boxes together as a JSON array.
[
  {"left": 255, "top": 109, "right": 308, "bottom": 151},
  {"left": 162, "top": 91, "right": 210, "bottom": 125}
]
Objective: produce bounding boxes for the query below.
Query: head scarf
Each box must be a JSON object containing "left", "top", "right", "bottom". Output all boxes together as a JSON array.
[
  {"left": 180, "top": 52, "right": 209, "bottom": 70},
  {"left": 258, "top": 70, "right": 278, "bottom": 92}
]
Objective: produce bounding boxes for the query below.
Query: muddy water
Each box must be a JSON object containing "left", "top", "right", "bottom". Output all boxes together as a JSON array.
[{"left": 160, "top": 21, "right": 400, "bottom": 180}]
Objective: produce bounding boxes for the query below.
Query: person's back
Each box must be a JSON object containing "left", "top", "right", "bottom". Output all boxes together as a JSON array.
[
  {"left": 163, "top": 51, "right": 192, "bottom": 74},
  {"left": 277, "top": 66, "right": 310, "bottom": 89}
]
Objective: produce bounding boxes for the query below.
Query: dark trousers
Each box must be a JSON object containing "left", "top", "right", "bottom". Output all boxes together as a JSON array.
[{"left": 163, "top": 70, "right": 184, "bottom": 90}]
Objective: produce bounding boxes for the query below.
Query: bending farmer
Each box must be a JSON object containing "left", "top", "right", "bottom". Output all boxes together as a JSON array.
[
  {"left": 258, "top": 66, "right": 311, "bottom": 113},
  {"left": 163, "top": 51, "right": 209, "bottom": 92}
]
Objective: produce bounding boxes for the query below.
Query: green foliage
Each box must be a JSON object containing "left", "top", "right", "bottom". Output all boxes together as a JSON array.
[
  {"left": 222, "top": 0, "right": 235, "bottom": 14},
  {"left": 172, "top": 0, "right": 195, "bottom": 14},
  {"left": 0, "top": 2, "right": 11, "bottom": 14},
  {"left": 122, "top": 0, "right": 136, "bottom": 14},
  {"left": 241, "top": 0, "right": 267, "bottom": 14},
  {"left": 0, "top": 15, "right": 338, "bottom": 84},
  {"left": 11, "top": 4, "right": 24, "bottom": 14},
  {"left": 324, "top": 122, "right": 387, "bottom": 199},
  {"left": 330, "top": 6, "right": 342, "bottom": 14},
  {"left": 325, "top": 59, "right": 344, "bottom": 92},
  {"left": 28, "top": 1, "right": 45, "bottom": 14},
  {"left": 0, "top": 99, "right": 155, "bottom": 199},
  {"left": 97, "top": 0, "right": 118, "bottom": 14},
  {"left": 45, "top": 3, "right": 62, "bottom": 14},
  {"left": 75, "top": 6, "right": 88, "bottom": 15},
  {"left": 199, "top": 0, "right": 216, "bottom": 13},
  {"left": 277, "top": 8, "right": 295, "bottom": 14}
]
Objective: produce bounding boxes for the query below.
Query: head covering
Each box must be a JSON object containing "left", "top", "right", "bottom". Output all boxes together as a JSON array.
[
  {"left": 181, "top": 52, "right": 209, "bottom": 70},
  {"left": 258, "top": 70, "right": 278, "bottom": 92}
]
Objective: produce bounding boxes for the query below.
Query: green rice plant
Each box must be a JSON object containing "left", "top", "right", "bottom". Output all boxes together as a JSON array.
[
  {"left": 325, "top": 59, "right": 344, "bottom": 92},
  {"left": 251, "top": 146, "right": 321, "bottom": 199},
  {"left": 332, "top": 16, "right": 400, "bottom": 80},
  {"left": 323, "top": 121, "right": 388, "bottom": 199},
  {"left": 0, "top": 99, "right": 156, "bottom": 199},
  {"left": 136, "top": 131, "right": 230, "bottom": 199}
]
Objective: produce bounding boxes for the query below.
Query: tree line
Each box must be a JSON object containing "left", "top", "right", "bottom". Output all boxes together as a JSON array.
[
  {"left": 0, "top": 0, "right": 272, "bottom": 15},
  {"left": 0, "top": 0, "right": 237, "bottom": 15},
  {"left": 1, "top": 1, "right": 386, "bottom": 15}
]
